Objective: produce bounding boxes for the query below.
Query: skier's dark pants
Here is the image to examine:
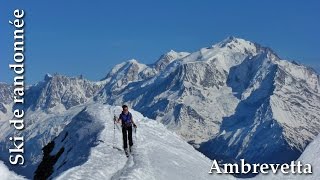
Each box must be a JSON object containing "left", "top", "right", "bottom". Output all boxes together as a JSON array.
[{"left": 122, "top": 126, "right": 133, "bottom": 149}]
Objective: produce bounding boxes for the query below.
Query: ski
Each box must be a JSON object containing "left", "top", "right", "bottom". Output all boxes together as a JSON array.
[
  {"left": 125, "top": 150, "right": 129, "bottom": 157},
  {"left": 124, "top": 146, "right": 135, "bottom": 157},
  {"left": 113, "top": 146, "right": 123, "bottom": 152}
]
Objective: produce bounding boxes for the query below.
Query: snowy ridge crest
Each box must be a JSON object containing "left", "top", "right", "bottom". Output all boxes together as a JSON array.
[{"left": 0, "top": 37, "right": 319, "bottom": 179}]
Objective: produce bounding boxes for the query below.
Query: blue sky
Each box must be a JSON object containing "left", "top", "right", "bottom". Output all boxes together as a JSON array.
[{"left": 1, "top": 0, "right": 319, "bottom": 84}]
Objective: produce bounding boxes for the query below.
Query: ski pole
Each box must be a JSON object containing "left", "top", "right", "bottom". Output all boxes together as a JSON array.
[
  {"left": 134, "top": 126, "right": 137, "bottom": 142},
  {"left": 113, "top": 115, "right": 117, "bottom": 148}
]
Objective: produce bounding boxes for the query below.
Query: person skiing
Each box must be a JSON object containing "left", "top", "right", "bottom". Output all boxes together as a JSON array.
[{"left": 117, "top": 105, "right": 137, "bottom": 156}]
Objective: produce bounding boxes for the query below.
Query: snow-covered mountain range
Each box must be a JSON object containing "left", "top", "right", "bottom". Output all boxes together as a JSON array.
[
  {"left": 0, "top": 37, "right": 319, "bottom": 179},
  {"left": 96, "top": 37, "right": 320, "bottom": 165}
]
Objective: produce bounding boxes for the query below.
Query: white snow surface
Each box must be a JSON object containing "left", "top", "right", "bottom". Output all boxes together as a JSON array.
[
  {"left": 254, "top": 134, "right": 320, "bottom": 180},
  {"left": 54, "top": 103, "right": 233, "bottom": 180},
  {"left": 0, "top": 161, "right": 26, "bottom": 180},
  {"left": 295, "top": 134, "right": 320, "bottom": 179}
]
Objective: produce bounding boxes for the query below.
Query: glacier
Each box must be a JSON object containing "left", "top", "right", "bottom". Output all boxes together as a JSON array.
[
  {"left": 0, "top": 36, "right": 319, "bottom": 179},
  {"left": 95, "top": 37, "right": 320, "bottom": 167}
]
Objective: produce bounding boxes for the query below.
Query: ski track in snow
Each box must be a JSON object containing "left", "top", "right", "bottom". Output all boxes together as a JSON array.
[
  {"left": 110, "top": 151, "right": 142, "bottom": 180},
  {"left": 54, "top": 104, "right": 217, "bottom": 180}
]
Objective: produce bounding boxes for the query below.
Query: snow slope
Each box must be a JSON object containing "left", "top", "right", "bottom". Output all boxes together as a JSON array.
[
  {"left": 0, "top": 161, "right": 25, "bottom": 180},
  {"left": 293, "top": 134, "right": 320, "bottom": 179},
  {"left": 32, "top": 103, "right": 233, "bottom": 180},
  {"left": 0, "top": 74, "right": 106, "bottom": 178},
  {"left": 0, "top": 104, "right": 87, "bottom": 178},
  {"left": 255, "top": 134, "right": 320, "bottom": 180}
]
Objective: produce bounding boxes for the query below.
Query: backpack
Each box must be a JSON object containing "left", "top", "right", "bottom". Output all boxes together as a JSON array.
[{"left": 120, "top": 112, "right": 132, "bottom": 128}]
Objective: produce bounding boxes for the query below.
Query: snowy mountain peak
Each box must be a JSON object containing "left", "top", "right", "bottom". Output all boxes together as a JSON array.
[
  {"left": 44, "top": 73, "right": 53, "bottom": 81},
  {"left": 162, "top": 49, "right": 179, "bottom": 57},
  {"left": 165, "top": 49, "right": 189, "bottom": 56},
  {"left": 127, "top": 58, "right": 139, "bottom": 64},
  {"left": 215, "top": 36, "right": 257, "bottom": 55},
  {"left": 220, "top": 35, "right": 238, "bottom": 43},
  {"left": 213, "top": 37, "right": 281, "bottom": 62},
  {"left": 218, "top": 36, "right": 251, "bottom": 46},
  {"left": 97, "top": 37, "right": 320, "bottom": 170},
  {"left": 24, "top": 74, "right": 104, "bottom": 112},
  {"left": 165, "top": 49, "right": 190, "bottom": 57},
  {"left": 154, "top": 50, "right": 190, "bottom": 71},
  {"left": 1, "top": 36, "right": 319, "bottom": 179}
]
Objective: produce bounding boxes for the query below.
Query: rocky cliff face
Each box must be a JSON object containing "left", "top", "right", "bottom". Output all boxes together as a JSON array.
[
  {"left": 0, "top": 74, "right": 105, "bottom": 178},
  {"left": 24, "top": 74, "right": 104, "bottom": 112},
  {"left": 97, "top": 37, "right": 320, "bottom": 165},
  {"left": 198, "top": 51, "right": 319, "bottom": 164},
  {"left": 0, "top": 37, "right": 319, "bottom": 178}
]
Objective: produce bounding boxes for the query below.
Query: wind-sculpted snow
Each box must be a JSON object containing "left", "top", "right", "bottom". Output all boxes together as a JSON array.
[
  {"left": 34, "top": 103, "right": 230, "bottom": 180},
  {"left": 1, "top": 102, "right": 225, "bottom": 179},
  {"left": 0, "top": 161, "right": 25, "bottom": 180},
  {"left": 0, "top": 104, "right": 87, "bottom": 178},
  {"left": 293, "top": 134, "right": 320, "bottom": 179}
]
